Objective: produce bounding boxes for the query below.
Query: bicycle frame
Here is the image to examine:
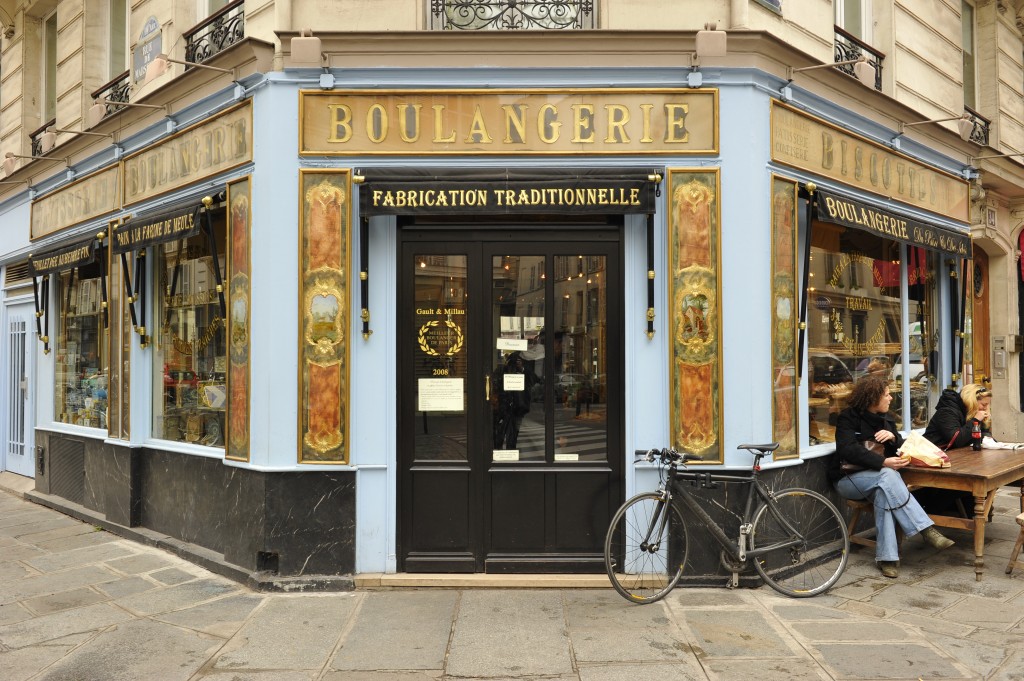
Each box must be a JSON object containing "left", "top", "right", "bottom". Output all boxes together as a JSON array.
[{"left": 663, "top": 465, "right": 808, "bottom": 583}]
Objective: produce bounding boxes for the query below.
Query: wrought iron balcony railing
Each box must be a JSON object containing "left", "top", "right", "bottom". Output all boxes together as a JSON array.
[
  {"left": 429, "top": 0, "right": 595, "bottom": 30},
  {"left": 90, "top": 70, "right": 131, "bottom": 120},
  {"left": 30, "top": 118, "right": 55, "bottom": 157},
  {"left": 963, "top": 106, "right": 991, "bottom": 146},
  {"left": 834, "top": 26, "right": 884, "bottom": 91},
  {"left": 184, "top": 0, "right": 245, "bottom": 65}
]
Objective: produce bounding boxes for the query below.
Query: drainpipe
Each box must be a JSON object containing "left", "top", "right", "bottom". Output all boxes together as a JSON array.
[{"left": 730, "top": 0, "right": 749, "bottom": 29}]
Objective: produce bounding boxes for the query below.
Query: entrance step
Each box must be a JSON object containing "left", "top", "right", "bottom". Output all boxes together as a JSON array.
[{"left": 355, "top": 573, "right": 614, "bottom": 589}]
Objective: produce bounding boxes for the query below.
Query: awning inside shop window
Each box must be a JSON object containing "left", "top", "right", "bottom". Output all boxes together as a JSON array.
[
  {"left": 112, "top": 200, "right": 226, "bottom": 347},
  {"left": 813, "top": 189, "right": 972, "bottom": 258},
  {"left": 28, "top": 237, "right": 97, "bottom": 276},
  {"left": 27, "top": 235, "right": 108, "bottom": 352},
  {"left": 357, "top": 167, "right": 661, "bottom": 216},
  {"left": 111, "top": 206, "right": 203, "bottom": 254}
]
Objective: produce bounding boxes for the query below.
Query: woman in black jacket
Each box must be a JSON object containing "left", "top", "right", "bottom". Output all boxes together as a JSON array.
[
  {"left": 831, "top": 375, "right": 954, "bottom": 578},
  {"left": 917, "top": 384, "right": 992, "bottom": 515}
]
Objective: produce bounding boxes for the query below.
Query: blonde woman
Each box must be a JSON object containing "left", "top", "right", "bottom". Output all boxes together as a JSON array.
[{"left": 918, "top": 383, "right": 992, "bottom": 516}]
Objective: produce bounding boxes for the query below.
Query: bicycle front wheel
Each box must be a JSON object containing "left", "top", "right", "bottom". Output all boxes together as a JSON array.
[
  {"left": 604, "top": 492, "right": 688, "bottom": 604},
  {"left": 750, "top": 488, "right": 849, "bottom": 597}
]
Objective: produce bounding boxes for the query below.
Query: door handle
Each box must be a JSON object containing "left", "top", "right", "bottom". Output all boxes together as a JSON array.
[{"left": 485, "top": 375, "right": 491, "bottom": 401}]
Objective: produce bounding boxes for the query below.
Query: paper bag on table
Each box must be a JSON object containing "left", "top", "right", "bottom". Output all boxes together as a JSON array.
[{"left": 897, "top": 431, "right": 951, "bottom": 468}]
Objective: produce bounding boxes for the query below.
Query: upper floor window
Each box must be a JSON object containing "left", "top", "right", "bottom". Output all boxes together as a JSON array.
[
  {"left": 835, "top": 0, "right": 870, "bottom": 42},
  {"left": 42, "top": 12, "right": 57, "bottom": 122},
  {"left": 429, "top": 0, "right": 595, "bottom": 30},
  {"left": 201, "top": 0, "right": 232, "bottom": 19},
  {"left": 962, "top": 1, "right": 976, "bottom": 109},
  {"left": 108, "top": 0, "right": 128, "bottom": 79}
]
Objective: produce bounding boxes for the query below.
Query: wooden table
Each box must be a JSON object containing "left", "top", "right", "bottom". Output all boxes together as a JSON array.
[{"left": 899, "top": 447, "right": 1024, "bottom": 580}]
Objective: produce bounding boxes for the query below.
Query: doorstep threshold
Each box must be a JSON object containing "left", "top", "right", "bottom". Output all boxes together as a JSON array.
[{"left": 355, "top": 573, "right": 614, "bottom": 589}]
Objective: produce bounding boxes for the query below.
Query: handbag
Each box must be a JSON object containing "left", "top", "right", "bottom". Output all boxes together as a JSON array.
[
  {"left": 861, "top": 439, "right": 885, "bottom": 457},
  {"left": 897, "top": 431, "right": 951, "bottom": 468}
]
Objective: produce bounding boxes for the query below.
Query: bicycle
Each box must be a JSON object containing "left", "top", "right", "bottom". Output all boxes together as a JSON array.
[{"left": 604, "top": 442, "right": 850, "bottom": 604}]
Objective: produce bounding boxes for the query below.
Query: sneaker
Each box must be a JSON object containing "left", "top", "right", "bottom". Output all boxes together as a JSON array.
[
  {"left": 921, "top": 526, "right": 954, "bottom": 550},
  {"left": 877, "top": 561, "right": 899, "bottom": 578}
]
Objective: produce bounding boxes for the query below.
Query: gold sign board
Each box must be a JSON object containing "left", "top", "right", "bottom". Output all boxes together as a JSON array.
[
  {"left": 300, "top": 89, "right": 719, "bottom": 155},
  {"left": 771, "top": 101, "right": 969, "bottom": 223},
  {"left": 123, "top": 101, "right": 252, "bottom": 206},
  {"left": 31, "top": 166, "right": 120, "bottom": 240}
]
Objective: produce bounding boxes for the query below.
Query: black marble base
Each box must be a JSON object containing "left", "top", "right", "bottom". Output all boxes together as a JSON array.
[{"left": 34, "top": 430, "right": 357, "bottom": 581}]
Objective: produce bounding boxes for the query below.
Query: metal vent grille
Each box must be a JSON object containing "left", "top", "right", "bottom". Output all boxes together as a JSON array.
[
  {"left": 4, "top": 260, "right": 31, "bottom": 287},
  {"left": 49, "top": 438, "right": 85, "bottom": 505}
]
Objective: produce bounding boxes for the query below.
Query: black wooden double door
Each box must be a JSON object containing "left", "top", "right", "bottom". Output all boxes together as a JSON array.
[{"left": 399, "top": 226, "right": 623, "bottom": 573}]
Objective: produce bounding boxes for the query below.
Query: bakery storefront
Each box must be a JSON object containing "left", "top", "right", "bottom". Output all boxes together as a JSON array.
[
  {"left": 298, "top": 87, "right": 731, "bottom": 574},
  {"left": 769, "top": 102, "right": 972, "bottom": 459},
  {"left": 31, "top": 102, "right": 259, "bottom": 563}
]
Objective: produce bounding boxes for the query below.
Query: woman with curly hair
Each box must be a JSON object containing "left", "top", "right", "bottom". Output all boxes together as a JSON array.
[{"left": 830, "top": 374, "right": 954, "bottom": 578}]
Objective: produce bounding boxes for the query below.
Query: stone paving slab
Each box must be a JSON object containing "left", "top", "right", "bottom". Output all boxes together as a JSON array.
[
  {"left": 0, "top": 642, "right": 77, "bottom": 681},
  {"left": 330, "top": 590, "right": 455, "bottom": 672},
  {"left": 677, "top": 608, "right": 799, "bottom": 659},
  {"left": 21, "top": 586, "right": 108, "bottom": 615},
  {"left": 812, "top": 642, "right": 969, "bottom": 680},
  {"left": 0, "top": 565, "right": 121, "bottom": 606},
  {"left": 153, "top": 592, "right": 264, "bottom": 639},
  {"left": 113, "top": 578, "right": 240, "bottom": 616},
  {"left": 23, "top": 542, "right": 134, "bottom": 573},
  {"left": 702, "top": 659, "right": 832, "bottom": 680},
  {"left": 564, "top": 590, "right": 696, "bottom": 664},
  {"left": 577, "top": 662, "right": 708, "bottom": 681},
  {"left": 446, "top": 591, "right": 575, "bottom": 678},
  {"left": 214, "top": 595, "right": 358, "bottom": 671},
  {"left": 34, "top": 618, "right": 222, "bottom": 681},
  {"left": 0, "top": 602, "right": 133, "bottom": 648}
]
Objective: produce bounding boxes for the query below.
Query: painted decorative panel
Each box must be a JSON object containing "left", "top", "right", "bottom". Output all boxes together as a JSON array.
[
  {"left": 299, "top": 170, "right": 351, "bottom": 463},
  {"left": 771, "top": 176, "right": 799, "bottom": 459},
  {"left": 667, "top": 169, "right": 722, "bottom": 463},
  {"left": 227, "top": 177, "right": 252, "bottom": 462}
]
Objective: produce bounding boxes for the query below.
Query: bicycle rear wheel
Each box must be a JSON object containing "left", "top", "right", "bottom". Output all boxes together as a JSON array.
[
  {"left": 750, "top": 488, "right": 849, "bottom": 597},
  {"left": 604, "top": 492, "right": 688, "bottom": 604}
]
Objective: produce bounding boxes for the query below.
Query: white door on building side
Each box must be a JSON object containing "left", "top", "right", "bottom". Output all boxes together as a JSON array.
[{"left": 2, "top": 301, "right": 35, "bottom": 477}]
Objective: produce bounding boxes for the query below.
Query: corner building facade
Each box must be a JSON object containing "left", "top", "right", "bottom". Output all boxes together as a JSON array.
[{"left": 1, "top": 1, "right": 1021, "bottom": 585}]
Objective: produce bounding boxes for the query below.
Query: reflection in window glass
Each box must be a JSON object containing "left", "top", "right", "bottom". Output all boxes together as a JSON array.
[
  {"left": 553, "top": 255, "right": 607, "bottom": 463},
  {"left": 807, "top": 225, "right": 900, "bottom": 443},
  {"left": 152, "top": 212, "right": 227, "bottom": 447},
  {"left": 55, "top": 263, "right": 108, "bottom": 428}
]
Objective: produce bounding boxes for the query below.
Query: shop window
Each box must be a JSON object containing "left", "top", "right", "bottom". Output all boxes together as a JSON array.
[
  {"left": 152, "top": 211, "right": 227, "bottom": 447},
  {"left": 962, "top": 0, "right": 976, "bottom": 109},
  {"left": 807, "top": 228, "right": 902, "bottom": 444},
  {"left": 54, "top": 263, "right": 108, "bottom": 428}
]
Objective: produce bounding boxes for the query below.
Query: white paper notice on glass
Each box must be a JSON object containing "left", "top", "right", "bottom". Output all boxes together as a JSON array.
[
  {"left": 497, "top": 338, "right": 528, "bottom": 351},
  {"left": 493, "top": 450, "right": 520, "bottom": 461},
  {"left": 418, "top": 378, "right": 464, "bottom": 412},
  {"left": 503, "top": 373, "right": 525, "bottom": 391},
  {"left": 555, "top": 453, "right": 579, "bottom": 462}
]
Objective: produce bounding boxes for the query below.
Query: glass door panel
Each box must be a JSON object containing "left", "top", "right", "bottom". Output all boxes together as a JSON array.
[
  {"left": 413, "top": 254, "right": 469, "bottom": 461},
  {"left": 553, "top": 254, "right": 607, "bottom": 463},
  {"left": 490, "top": 255, "right": 545, "bottom": 462}
]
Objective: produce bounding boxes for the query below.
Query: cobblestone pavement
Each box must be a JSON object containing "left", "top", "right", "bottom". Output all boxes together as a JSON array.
[{"left": 1, "top": 473, "right": 1023, "bottom": 680}]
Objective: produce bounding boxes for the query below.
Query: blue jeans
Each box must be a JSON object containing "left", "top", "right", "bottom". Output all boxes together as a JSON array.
[{"left": 834, "top": 468, "right": 934, "bottom": 562}]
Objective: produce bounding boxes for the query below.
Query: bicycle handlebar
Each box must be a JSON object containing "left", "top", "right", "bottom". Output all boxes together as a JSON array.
[
  {"left": 634, "top": 448, "right": 703, "bottom": 464},
  {"left": 635, "top": 442, "right": 780, "bottom": 465}
]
